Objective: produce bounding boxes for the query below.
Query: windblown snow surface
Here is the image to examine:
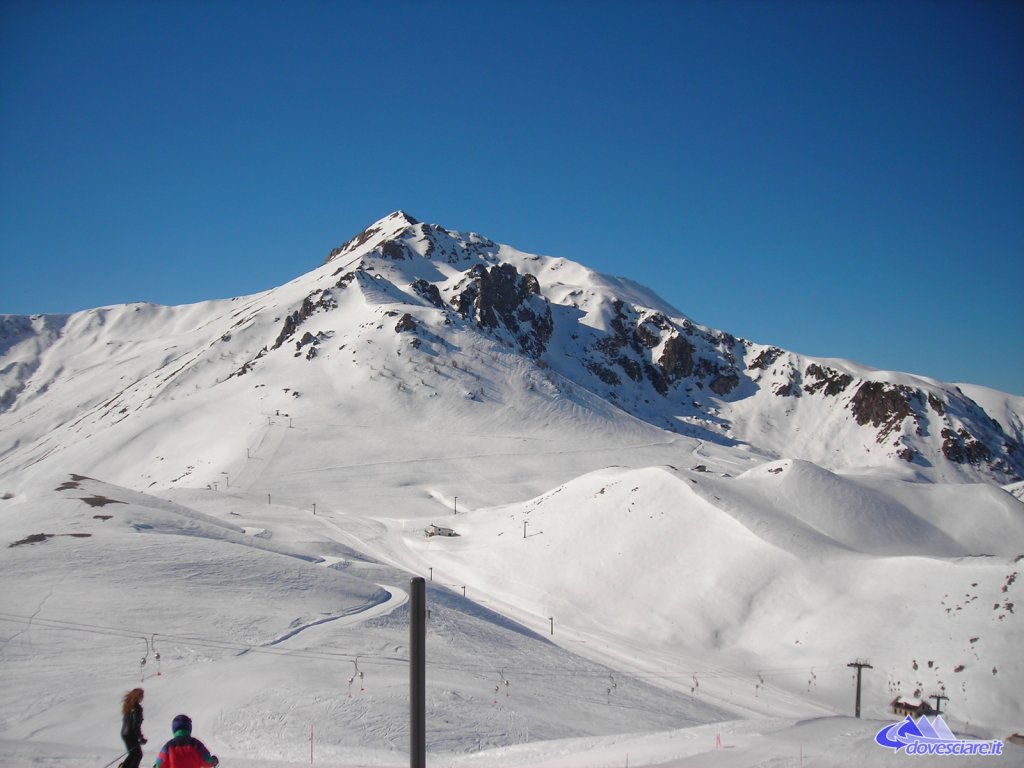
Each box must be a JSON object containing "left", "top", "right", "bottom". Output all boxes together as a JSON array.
[{"left": 1, "top": 213, "right": 1022, "bottom": 767}]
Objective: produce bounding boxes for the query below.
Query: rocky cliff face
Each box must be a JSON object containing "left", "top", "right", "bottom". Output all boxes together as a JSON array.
[
  {"left": 450, "top": 263, "right": 553, "bottom": 359},
  {"left": 738, "top": 352, "right": 1022, "bottom": 481}
]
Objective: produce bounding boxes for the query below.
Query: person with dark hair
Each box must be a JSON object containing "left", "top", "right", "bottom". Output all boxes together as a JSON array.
[
  {"left": 153, "top": 714, "right": 219, "bottom": 768},
  {"left": 119, "top": 688, "right": 147, "bottom": 768}
]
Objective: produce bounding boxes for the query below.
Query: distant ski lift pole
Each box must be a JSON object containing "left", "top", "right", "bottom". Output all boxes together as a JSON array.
[{"left": 454, "top": 496, "right": 458, "bottom": 515}]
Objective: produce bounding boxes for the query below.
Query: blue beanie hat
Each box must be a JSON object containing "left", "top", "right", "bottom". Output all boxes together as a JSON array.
[{"left": 172, "top": 714, "right": 192, "bottom": 734}]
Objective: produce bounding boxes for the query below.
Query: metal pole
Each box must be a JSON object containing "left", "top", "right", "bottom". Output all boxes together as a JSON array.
[
  {"left": 847, "top": 660, "right": 872, "bottom": 718},
  {"left": 410, "top": 577, "right": 426, "bottom": 768},
  {"left": 854, "top": 666, "right": 862, "bottom": 718}
]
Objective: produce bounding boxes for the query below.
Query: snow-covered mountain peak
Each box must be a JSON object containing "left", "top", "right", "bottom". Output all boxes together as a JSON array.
[
  {"left": 323, "top": 210, "right": 421, "bottom": 264},
  {"left": 1, "top": 213, "right": 1022, "bottom": 494}
]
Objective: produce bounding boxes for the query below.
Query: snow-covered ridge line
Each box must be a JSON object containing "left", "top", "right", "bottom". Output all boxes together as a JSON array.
[{"left": 3, "top": 211, "right": 1019, "bottom": 485}]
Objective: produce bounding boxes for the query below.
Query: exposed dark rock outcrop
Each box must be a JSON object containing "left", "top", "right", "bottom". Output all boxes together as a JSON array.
[
  {"left": 750, "top": 347, "right": 784, "bottom": 370},
  {"left": 452, "top": 264, "right": 553, "bottom": 358},
  {"left": 272, "top": 290, "right": 337, "bottom": 350},
  {"left": 849, "top": 381, "right": 915, "bottom": 441},
  {"left": 710, "top": 372, "right": 740, "bottom": 396},
  {"left": 411, "top": 279, "right": 446, "bottom": 309},
  {"left": 804, "top": 363, "right": 853, "bottom": 397},
  {"left": 942, "top": 427, "right": 993, "bottom": 465},
  {"left": 644, "top": 362, "right": 669, "bottom": 396},
  {"left": 295, "top": 330, "right": 332, "bottom": 360},
  {"left": 335, "top": 271, "right": 357, "bottom": 289},
  {"left": 774, "top": 381, "right": 797, "bottom": 397},
  {"left": 659, "top": 335, "right": 696, "bottom": 383},
  {"left": 395, "top": 313, "right": 417, "bottom": 333},
  {"left": 586, "top": 361, "right": 622, "bottom": 386},
  {"left": 578, "top": 301, "right": 742, "bottom": 400},
  {"left": 379, "top": 239, "right": 408, "bottom": 260}
]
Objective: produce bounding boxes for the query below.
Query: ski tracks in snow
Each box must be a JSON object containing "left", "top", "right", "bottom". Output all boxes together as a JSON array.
[{"left": 259, "top": 584, "right": 407, "bottom": 649}]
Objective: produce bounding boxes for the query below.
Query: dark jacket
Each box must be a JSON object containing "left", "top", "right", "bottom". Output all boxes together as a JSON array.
[
  {"left": 121, "top": 704, "right": 145, "bottom": 747},
  {"left": 153, "top": 730, "right": 218, "bottom": 768}
]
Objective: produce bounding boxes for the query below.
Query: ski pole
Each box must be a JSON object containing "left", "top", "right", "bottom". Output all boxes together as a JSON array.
[{"left": 100, "top": 750, "right": 128, "bottom": 768}]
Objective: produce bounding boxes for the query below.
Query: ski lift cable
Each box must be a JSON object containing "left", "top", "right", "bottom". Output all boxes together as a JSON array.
[
  {"left": 6, "top": 624, "right": 851, "bottom": 687},
  {"left": 4, "top": 619, "right": 852, "bottom": 688},
  {"left": 0, "top": 613, "right": 395, "bottom": 665},
  {"left": 0, "top": 611, "right": 851, "bottom": 685}
]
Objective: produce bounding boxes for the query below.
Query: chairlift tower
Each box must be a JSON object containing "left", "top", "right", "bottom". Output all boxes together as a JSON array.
[
  {"left": 930, "top": 692, "right": 949, "bottom": 715},
  {"left": 847, "top": 660, "right": 873, "bottom": 718}
]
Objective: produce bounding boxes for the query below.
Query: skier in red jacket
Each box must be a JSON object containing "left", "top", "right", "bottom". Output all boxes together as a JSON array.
[{"left": 153, "top": 715, "right": 218, "bottom": 768}]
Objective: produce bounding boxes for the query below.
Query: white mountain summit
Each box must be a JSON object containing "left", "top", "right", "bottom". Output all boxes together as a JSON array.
[{"left": 3, "top": 210, "right": 1017, "bottom": 489}]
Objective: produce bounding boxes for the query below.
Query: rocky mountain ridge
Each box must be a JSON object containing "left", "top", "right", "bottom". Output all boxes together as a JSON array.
[{"left": 1, "top": 210, "right": 1021, "bottom": 487}]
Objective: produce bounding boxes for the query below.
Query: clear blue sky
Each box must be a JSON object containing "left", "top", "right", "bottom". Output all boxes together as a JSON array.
[{"left": 2, "top": 0, "right": 1022, "bottom": 394}]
